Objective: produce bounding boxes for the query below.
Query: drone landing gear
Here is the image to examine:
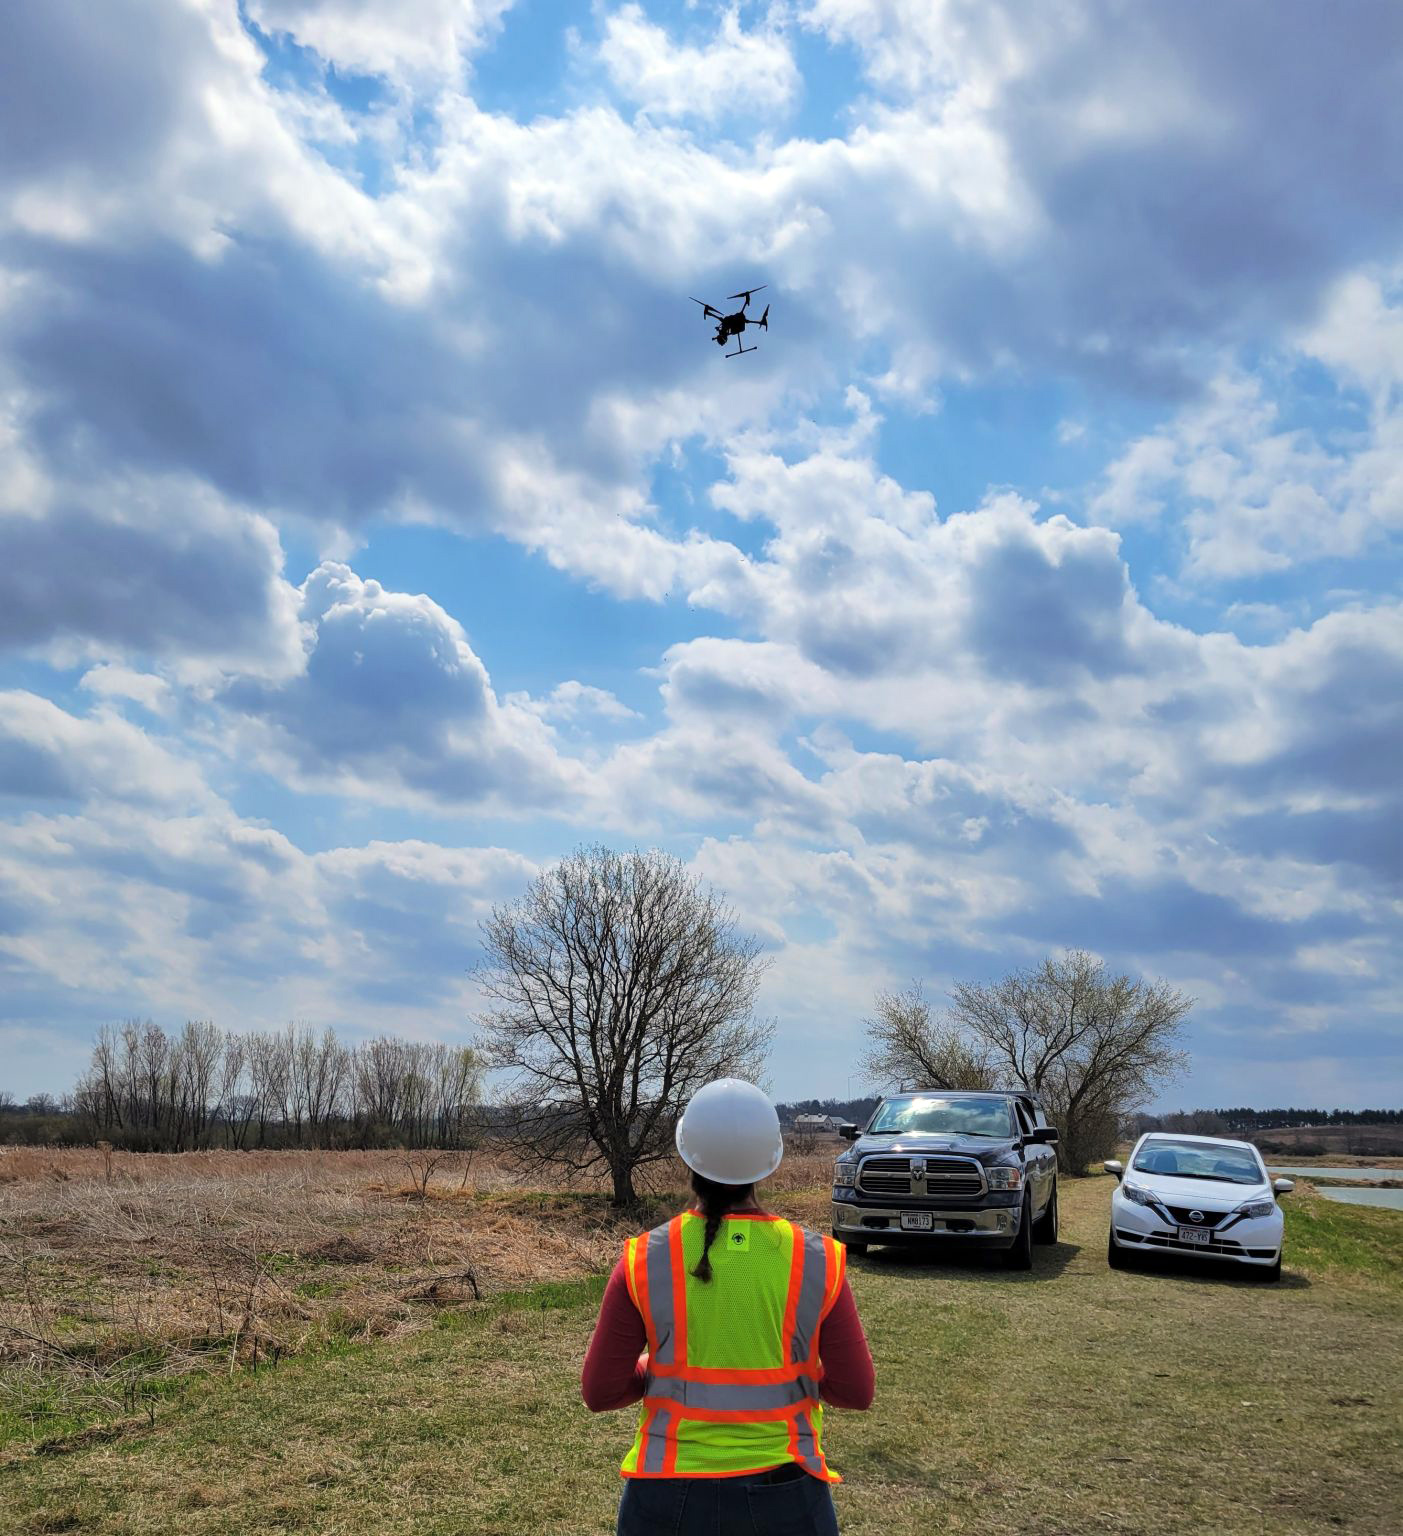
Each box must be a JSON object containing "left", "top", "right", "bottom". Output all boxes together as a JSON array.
[{"left": 726, "top": 343, "right": 758, "bottom": 358}]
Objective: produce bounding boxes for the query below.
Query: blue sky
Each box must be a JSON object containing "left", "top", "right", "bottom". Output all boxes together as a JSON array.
[{"left": 1, "top": 0, "right": 1400, "bottom": 1109}]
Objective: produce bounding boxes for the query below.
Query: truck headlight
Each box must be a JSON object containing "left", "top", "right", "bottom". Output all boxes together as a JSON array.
[
  {"left": 1235, "top": 1197, "right": 1275, "bottom": 1219},
  {"left": 1121, "top": 1181, "right": 1158, "bottom": 1207},
  {"left": 833, "top": 1156, "right": 859, "bottom": 1187},
  {"left": 987, "top": 1167, "right": 1023, "bottom": 1190}
]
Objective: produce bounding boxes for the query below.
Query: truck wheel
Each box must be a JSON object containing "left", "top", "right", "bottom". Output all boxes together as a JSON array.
[
  {"left": 1003, "top": 1193, "right": 1034, "bottom": 1270},
  {"left": 1032, "top": 1180, "right": 1058, "bottom": 1244},
  {"left": 835, "top": 1231, "right": 868, "bottom": 1256}
]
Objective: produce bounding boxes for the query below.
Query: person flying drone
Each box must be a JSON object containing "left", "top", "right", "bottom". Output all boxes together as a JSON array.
[{"left": 582, "top": 1078, "right": 875, "bottom": 1534}]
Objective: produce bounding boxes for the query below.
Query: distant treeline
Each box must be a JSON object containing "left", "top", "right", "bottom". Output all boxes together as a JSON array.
[
  {"left": 779, "top": 1099, "right": 1403, "bottom": 1135},
  {"left": 1, "top": 1020, "right": 484, "bottom": 1151},
  {"left": 1133, "top": 1107, "right": 1402, "bottom": 1135},
  {"left": 6, "top": 1035, "right": 1401, "bottom": 1152}
]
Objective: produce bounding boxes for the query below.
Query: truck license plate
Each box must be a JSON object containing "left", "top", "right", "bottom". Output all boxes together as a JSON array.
[
  {"left": 900, "top": 1212, "right": 934, "bottom": 1231},
  {"left": 1178, "top": 1226, "right": 1211, "bottom": 1245}
]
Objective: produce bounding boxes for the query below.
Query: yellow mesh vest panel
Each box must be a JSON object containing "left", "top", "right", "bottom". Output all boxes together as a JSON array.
[{"left": 681, "top": 1216, "right": 792, "bottom": 1369}]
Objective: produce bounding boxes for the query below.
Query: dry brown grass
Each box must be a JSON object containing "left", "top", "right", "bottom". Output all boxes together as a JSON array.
[{"left": 0, "top": 1142, "right": 837, "bottom": 1442}]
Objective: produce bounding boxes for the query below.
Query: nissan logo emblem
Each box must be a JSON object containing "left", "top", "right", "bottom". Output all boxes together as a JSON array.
[{"left": 1189, "top": 1210, "right": 1204, "bottom": 1223}]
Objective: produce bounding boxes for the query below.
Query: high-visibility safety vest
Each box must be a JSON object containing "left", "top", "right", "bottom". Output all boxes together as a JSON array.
[{"left": 620, "top": 1211, "right": 846, "bottom": 1483}]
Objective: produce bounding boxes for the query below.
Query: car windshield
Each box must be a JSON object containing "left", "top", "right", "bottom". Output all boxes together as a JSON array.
[
  {"left": 867, "top": 1095, "right": 1013, "bottom": 1138},
  {"left": 1131, "top": 1140, "right": 1263, "bottom": 1185}
]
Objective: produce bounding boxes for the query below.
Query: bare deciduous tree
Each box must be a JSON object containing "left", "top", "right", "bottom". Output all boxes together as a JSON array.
[
  {"left": 862, "top": 982, "right": 997, "bottom": 1092},
  {"left": 477, "top": 845, "right": 772, "bottom": 1205},
  {"left": 299, "top": 1026, "right": 349, "bottom": 1148},
  {"left": 859, "top": 958, "right": 1190, "bottom": 1171},
  {"left": 402, "top": 1149, "right": 457, "bottom": 1200},
  {"left": 950, "top": 951, "right": 1191, "bottom": 1171}
]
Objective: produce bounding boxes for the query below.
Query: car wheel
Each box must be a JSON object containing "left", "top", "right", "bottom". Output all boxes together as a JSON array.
[
  {"left": 1253, "top": 1255, "right": 1282, "bottom": 1283},
  {"left": 1003, "top": 1192, "right": 1034, "bottom": 1270},
  {"left": 1032, "top": 1180, "right": 1058, "bottom": 1244},
  {"left": 1107, "top": 1229, "right": 1131, "bottom": 1270}
]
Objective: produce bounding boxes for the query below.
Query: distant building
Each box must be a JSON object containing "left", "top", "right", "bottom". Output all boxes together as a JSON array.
[{"left": 793, "top": 1114, "right": 844, "bottom": 1133}]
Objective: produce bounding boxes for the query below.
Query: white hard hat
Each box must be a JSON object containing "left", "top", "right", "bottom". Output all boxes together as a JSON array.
[{"left": 676, "top": 1078, "right": 784, "bottom": 1186}]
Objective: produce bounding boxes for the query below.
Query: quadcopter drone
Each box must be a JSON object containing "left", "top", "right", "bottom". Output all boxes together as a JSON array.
[{"left": 691, "top": 286, "right": 769, "bottom": 357}]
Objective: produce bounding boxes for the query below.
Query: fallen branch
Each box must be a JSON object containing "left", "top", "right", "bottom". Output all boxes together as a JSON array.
[{"left": 397, "top": 1267, "right": 481, "bottom": 1302}]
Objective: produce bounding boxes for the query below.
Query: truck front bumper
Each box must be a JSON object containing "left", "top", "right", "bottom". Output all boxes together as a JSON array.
[{"left": 832, "top": 1199, "right": 1020, "bottom": 1246}]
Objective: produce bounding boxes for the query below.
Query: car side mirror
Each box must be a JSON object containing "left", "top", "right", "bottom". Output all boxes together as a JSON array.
[
  {"left": 1273, "top": 1178, "right": 1295, "bottom": 1195},
  {"left": 1028, "top": 1127, "right": 1059, "bottom": 1144},
  {"left": 1103, "top": 1159, "right": 1124, "bottom": 1180},
  {"left": 839, "top": 1124, "right": 860, "bottom": 1141}
]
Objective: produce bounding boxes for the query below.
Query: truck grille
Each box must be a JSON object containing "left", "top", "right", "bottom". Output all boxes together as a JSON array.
[{"left": 856, "top": 1155, "right": 985, "bottom": 1199}]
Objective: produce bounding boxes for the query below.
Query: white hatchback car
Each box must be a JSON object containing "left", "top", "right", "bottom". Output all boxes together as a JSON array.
[{"left": 1105, "top": 1133, "right": 1293, "bottom": 1281}]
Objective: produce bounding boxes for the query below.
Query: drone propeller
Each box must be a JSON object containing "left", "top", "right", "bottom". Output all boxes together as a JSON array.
[
  {"left": 726, "top": 285, "right": 767, "bottom": 306},
  {"left": 690, "top": 297, "right": 723, "bottom": 319}
]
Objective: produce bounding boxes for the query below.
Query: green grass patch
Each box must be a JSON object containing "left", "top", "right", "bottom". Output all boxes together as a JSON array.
[
  {"left": 435, "top": 1272, "right": 608, "bottom": 1329},
  {"left": 0, "top": 1363, "right": 188, "bottom": 1456},
  {"left": 292, "top": 1279, "right": 343, "bottom": 1299},
  {"left": 1284, "top": 1189, "right": 1403, "bottom": 1290}
]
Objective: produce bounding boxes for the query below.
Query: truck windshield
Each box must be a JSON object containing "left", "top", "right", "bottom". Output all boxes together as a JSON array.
[{"left": 868, "top": 1096, "right": 1013, "bottom": 1138}]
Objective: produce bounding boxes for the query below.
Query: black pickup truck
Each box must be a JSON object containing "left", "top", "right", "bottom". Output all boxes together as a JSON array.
[{"left": 831, "top": 1090, "right": 1060, "bottom": 1269}]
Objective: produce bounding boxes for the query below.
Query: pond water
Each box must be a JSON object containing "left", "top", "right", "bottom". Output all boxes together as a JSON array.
[
  {"left": 1267, "top": 1165, "right": 1399, "bottom": 1182},
  {"left": 1315, "top": 1186, "right": 1403, "bottom": 1211}
]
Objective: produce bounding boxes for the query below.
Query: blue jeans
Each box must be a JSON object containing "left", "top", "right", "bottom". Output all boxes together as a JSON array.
[{"left": 616, "top": 1467, "right": 840, "bottom": 1536}]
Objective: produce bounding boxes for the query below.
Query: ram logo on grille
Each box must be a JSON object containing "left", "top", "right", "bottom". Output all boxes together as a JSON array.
[{"left": 911, "top": 1157, "right": 926, "bottom": 1180}]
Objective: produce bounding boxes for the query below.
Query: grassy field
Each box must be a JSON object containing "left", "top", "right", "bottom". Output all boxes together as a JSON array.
[{"left": 3, "top": 1155, "right": 1401, "bottom": 1535}]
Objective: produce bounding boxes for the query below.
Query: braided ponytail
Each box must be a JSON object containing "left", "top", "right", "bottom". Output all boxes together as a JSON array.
[{"left": 690, "top": 1170, "right": 753, "bottom": 1282}]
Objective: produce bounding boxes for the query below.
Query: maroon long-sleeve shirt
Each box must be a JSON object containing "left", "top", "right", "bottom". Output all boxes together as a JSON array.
[{"left": 581, "top": 1248, "right": 875, "bottom": 1414}]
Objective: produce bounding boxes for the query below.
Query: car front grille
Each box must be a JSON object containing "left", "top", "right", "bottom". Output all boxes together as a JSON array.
[
  {"left": 856, "top": 1155, "right": 985, "bottom": 1199},
  {"left": 1163, "top": 1205, "right": 1232, "bottom": 1228}
]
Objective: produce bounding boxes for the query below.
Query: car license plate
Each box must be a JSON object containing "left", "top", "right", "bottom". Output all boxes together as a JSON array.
[
  {"left": 900, "top": 1212, "right": 934, "bottom": 1231},
  {"left": 1178, "top": 1226, "right": 1211, "bottom": 1245}
]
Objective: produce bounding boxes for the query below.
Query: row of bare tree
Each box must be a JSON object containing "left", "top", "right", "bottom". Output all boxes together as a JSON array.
[{"left": 73, "top": 1020, "right": 482, "bottom": 1151}]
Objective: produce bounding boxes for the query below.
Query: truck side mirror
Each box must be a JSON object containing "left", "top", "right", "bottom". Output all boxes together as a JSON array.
[
  {"left": 839, "top": 1124, "right": 860, "bottom": 1141},
  {"left": 1029, "top": 1127, "right": 1059, "bottom": 1144},
  {"left": 1103, "top": 1159, "right": 1124, "bottom": 1180}
]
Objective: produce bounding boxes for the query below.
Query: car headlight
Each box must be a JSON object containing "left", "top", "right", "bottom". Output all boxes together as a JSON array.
[
  {"left": 1121, "top": 1181, "right": 1159, "bottom": 1207},
  {"left": 1235, "top": 1197, "right": 1276, "bottom": 1219},
  {"left": 833, "top": 1156, "right": 859, "bottom": 1186},
  {"left": 987, "top": 1166, "right": 1024, "bottom": 1190}
]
